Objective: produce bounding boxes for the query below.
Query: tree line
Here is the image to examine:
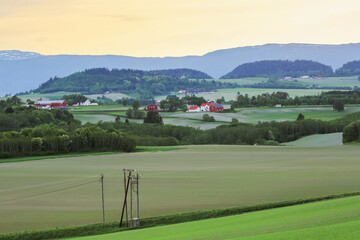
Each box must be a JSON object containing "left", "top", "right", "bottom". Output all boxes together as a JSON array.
[
  {"left": 34, "top": 68, "right": 237, "bottom": 98},
  {"left": 0, "top": 124, "right": 136, "bottom": 158},
  {"left": 230, "top": 91, "right": 360, "bottom": 109}
]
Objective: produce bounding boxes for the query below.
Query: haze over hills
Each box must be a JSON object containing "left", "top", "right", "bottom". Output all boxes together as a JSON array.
[{"left": 2, "top": 43, "right": 360, "bottom": 96}]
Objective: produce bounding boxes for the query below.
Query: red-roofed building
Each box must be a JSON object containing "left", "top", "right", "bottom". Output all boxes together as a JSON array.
[
  {"left": 200, "top": 103, "right": 214, "bottom": 111},
  {"left": 209, "top": 104, "right": 224, "bottom": 112},
  {"left": 186, "top": 106, "right": 200, "bottom": 112},
  {"left": 34, "top": 100, "right": 67, "bottom": 109},
  {"left": 146, "top": 104, "right": 158, "bottom": 111}
]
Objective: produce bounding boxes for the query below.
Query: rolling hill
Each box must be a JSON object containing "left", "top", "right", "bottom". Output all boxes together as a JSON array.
[
  {"left": 220, "top": 60, "right": 333, "bottom": 79},
  {"left": 2, "top": 43, "right": 360, "bottom": 95}
]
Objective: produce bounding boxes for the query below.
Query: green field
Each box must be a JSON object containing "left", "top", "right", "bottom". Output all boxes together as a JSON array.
[
  {"left": 159, "top": 106, "right": 360, "bottom": 125},
  {"left": 11, "top": 91, "right": 80, "bottom": 101},
  {"left": 1, "top": 145, "right": 360, "bottom": 234},
  {"left": 284, "top": 133, "right": 343, "bottom": 147},
  {"left": 155, "top": 88, "right": 330, "bottom": 102},
  {"left": 71, "top": 195, "right": 360, "bottom": 240},
  {"left": 71, "top": 104, "right": 360, "bottom": 128},
  {"left": 298, "top": 76, "right": 360, "bottom": 88}
]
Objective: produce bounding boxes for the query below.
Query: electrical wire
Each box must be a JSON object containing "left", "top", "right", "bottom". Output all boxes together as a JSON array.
[{"left": 0, "top": 179, "right": 99, "bottom": 203}]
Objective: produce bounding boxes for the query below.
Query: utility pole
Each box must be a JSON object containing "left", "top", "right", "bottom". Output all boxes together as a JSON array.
[
  {"left": 119, "top": 169, "right": 140, "bottom": 228},
  {"left": 123, "top": 169, "right": 129, "bottom": 226},
  {"left": 136, "top": 173, "right": 140, "bottom": 219},
  {"left": 100, "top": 173, "right": 105, "bottom": 223},
  {"left": 119, "top": 170, "right": 132, "bottom": 228}
]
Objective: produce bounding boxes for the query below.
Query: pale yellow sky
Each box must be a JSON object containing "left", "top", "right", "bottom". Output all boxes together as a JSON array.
[{"left": 0, "top": 0, "right": 359, "bottom": 57}]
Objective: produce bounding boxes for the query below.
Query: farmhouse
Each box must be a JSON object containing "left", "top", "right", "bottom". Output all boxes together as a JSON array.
[
  {"left": 35, "top": 100, "right": 67, "bottom": 109},
  {"left": 146, "top": 104, "right": 158, "bottom": 111},
  {"left": 209, "top": 104, "right": 224, "bottom": 112},
  {"left": 200, "top": 103, "right": 213, "bottom": 111},
  {"left": 186, "top": 106, "right": 201, "bottom": 112}
]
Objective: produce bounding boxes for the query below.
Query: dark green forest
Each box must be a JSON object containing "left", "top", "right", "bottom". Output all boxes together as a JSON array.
[
  {"left": 220, "top": 60, "right": 334, "bottom": 79},
  {"left": 335, "top": 60, "right": 360, "bottom": 76},
  {"left": 34, "top": 68, "right": 234, "bottom": 97},
  {"left": 149, "top": 68, "right": 213, "bottom": 79}
]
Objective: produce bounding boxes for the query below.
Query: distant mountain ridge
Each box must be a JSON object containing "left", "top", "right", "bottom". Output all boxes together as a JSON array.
[
  {"left": 0, "top": 50, "right": 42, "bottom": 60},
  {"left": 2, "top": 43, "right": 360, "bottom": 96}
]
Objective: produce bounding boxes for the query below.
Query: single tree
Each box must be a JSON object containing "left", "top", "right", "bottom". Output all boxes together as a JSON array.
[
  {"left": 126, "top": 108, "right": 133, "bottom": 118},
  {"left": 144, "top": 110, "right": 163, "bottom": 124},
  {"left": 122, "top": 99, "right": 127, "bottom": 106},
  {"left": 333, "top": 100, "right": 345, "bottom": 112},
  {"left": 296, "top": 113, "right": 305, "bottom": 121},
  {"left": 132, "top": 100, "right": 140, "bottom": 110}
]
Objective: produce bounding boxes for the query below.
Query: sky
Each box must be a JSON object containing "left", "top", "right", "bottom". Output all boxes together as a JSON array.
[{"left": 0, "top": 0, "right": 359, "bottom": 57}]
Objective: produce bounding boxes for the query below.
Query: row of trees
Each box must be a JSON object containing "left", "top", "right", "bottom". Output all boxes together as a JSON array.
[
  {"left": 95, "top": 111, "right": 360, "bottom": 146},
  {"left": 231, "top": 91, "right": 360, "bottom": 110},
  {"left": 0, "top": 106, "right": 81, "bottom": 132},
  {"left": 0, "top": 125, "right": 136, "bottom": 158}
]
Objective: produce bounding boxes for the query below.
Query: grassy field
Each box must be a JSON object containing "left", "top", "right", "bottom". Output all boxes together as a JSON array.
[
  {"left": 155, "top": 88, "right": 330, "bottom": 102},
  {"left": 1, "top": 145, "right": 360, "bottom": 234},
  {"left": 283, "top": 133, "right": 343, "bottom": 147},
  {"left": 71, "top": 103, "right": 360, "bottom": 127},
  {"left": 159, "top": 106, "right": 360, "bottom": 125},
  {"left": 298, "top": 76, "right": 360, "bottom": 88},
  {"left": 12, "top": 91, "right": 80, "bottom": 101},
  {"left": 70, "top": 195, "right": 360, "bottom": 240}
]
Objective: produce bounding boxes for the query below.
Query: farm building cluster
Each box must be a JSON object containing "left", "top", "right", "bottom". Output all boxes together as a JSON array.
[
  {"left": 73, "top": 99, "right": 98, "bottom": 106},
  {"left": 178, "top": 89, "right": 215, "bottom": 94},
  {"left": 187, "top": 103, "right": 224, "bottom": 112},
  {"left": 34, "top": 100, "right": 68, "bottom": 109}
]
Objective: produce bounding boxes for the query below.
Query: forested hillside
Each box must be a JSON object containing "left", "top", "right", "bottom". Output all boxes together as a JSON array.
[
  {"left": 335, "top": 60, "right": 360, "bottom": 76},
  {"left": 149, "top": 68, "right": 213, "bottom": 79},
  {"left": 220, "top": 60, "right": 333, "bottom": 79},
  {"left": 35, "top": 68, "right": 235, "bottom": 97}
]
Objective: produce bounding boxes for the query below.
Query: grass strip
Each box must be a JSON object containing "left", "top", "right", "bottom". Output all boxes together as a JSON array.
[
  {"left": 0, "top": 147, "right": 182, "bottom": 164},
  {"left": 1, "top": 191, "right": 360, "bottom": 240}
]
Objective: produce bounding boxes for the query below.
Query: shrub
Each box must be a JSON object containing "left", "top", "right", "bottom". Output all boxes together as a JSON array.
[
  {"left": 144, "top": 111, "right": 163, "bottom": 124},
  {"left": 333, "top": 100, "right": 345, "bottom": 112},
  {"left": 202, "top": 114, "right": 215, "bottom": 122},
  {"left": 126, "top": 108, "right": 133, "bottom": 118},
  {"left": 343, "top": 121, "right": 360, "bottom": 143},
  {"left": 31, "top": 137, "right": 43, "bottom": 151},
  {"left": 58, "top": 135, "right": 71, "bottom": 152},
  {"left": 231, "top": 118, "right": 239, "bottom": 124}
]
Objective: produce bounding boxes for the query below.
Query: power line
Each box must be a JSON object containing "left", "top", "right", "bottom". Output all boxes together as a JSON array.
[{"left": 0, "top": 179, "right": 98, "bottom": 203}]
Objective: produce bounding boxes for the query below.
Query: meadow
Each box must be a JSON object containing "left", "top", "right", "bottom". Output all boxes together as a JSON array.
[
  {"left": 71, "top": 104, "right": 360, "bottom": 128},
  {"left": 283, "top": 133, "right": 343, "bottom": 147},
  {"left": 1, "top": 145, "right": 360, "bottom": 234},
  {"left": 155, "top": 87, "right": 329, "bottom": 102},
  {"left": 70, "top": 195, "right": 360, "bottom": 240},
  {"left": 298, "top": 76, "right": 360, "bottom": 88}
]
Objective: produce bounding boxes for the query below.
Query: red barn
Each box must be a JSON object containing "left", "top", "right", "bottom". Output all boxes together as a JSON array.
[
  {"left": 146, "top": 104, "right": 158, "bottom": 111},
  {"left": 35, "top": 100, "right": 67, "bottom": 109},
  {"left": 209, "top": 104, "right": 224, "bottom": 112}
]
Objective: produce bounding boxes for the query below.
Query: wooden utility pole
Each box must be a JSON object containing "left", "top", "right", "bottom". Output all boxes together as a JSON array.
[
  {"left": 100, "top": 173, "right": 105, "bottom": 223},
  {"left": 136, "top": 173, "right": 140, "bottom": 219},
  {"left": 119, "top": 171, "right": 132, "bottom": 228},
  {"left": 130, "top": 175, "right": 133, "bottom": 225},
  {"left": 123, "top": 169, "right": 129, "bottom": 226}
]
